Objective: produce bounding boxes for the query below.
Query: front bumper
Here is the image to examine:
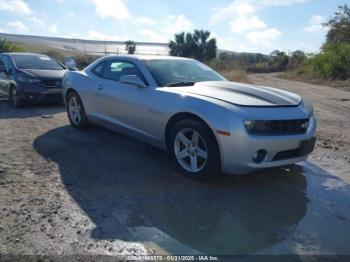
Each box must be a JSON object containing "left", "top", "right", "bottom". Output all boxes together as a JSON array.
[
  {"left": 17, "top": 82, "right": 63, "bottom": 102},
  {"left": 218, "top": 113, "right": 317, "bottom": 175}
]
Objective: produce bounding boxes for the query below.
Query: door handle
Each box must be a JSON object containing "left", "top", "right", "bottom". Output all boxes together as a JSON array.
[{"left": 96, "top": 84, "right": 104, "bottom": 91}]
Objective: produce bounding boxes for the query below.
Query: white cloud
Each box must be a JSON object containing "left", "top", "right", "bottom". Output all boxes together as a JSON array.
[
  {"left": 210, "top": 0, "right": 302, "bottom": 51},
  {"left": 135, "top": 17, "right": 157, "bottom": 26},
  {"left": 8, "top": 20, "right": 28, "bottom": 32},
  {"left": 211, "top": 0, "right": 309, "bottom": 25},
  {"left": 211, "top": 1, "right": 270, "bottom": 36},
  {"left": 303, "top": 15, "right": 327, "bottom": 33},
  {"left": 48, "top": 25, "right": 58, "bottom": 34},
  {"left": 87, "top": 30, "right": 128, "bottom": 41},
  {"left": 0, "top": 0, "right": 31, "bottom": 15},
  {"left": 90, "top": 0, "right": 130, "bottom": 21},
  {"left": 258, "top": 0, "right": 308, "bottom": 7},
  {"left": 29, "top": 16, "right": 58, "bottom": 33},
  {"left": 229, "top": 15, "right": 266, "bottom": 33},
  {"left": 164, "top": 15, "right": 192, "bottom": 34},
  {"left": 138, "top": 14, "right": 192, "bottom": 43},
  {"left": 211, "top": 1, "right": 254, "bottom": 25},
  {"left": 246, "top": 28, "right": 281, "bottom": 45},
  {"left": 140, "top": 29, "right": 168, "bottom": 42}
]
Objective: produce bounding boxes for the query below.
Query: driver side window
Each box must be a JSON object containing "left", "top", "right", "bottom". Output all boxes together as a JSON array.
[{"left": 101, "top": 60, "right": 146, "bottom": 83}]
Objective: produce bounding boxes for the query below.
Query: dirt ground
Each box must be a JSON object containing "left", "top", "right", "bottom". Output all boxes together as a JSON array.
[{"left": 0, "top": 74, "right": 350, "bottom": 260}]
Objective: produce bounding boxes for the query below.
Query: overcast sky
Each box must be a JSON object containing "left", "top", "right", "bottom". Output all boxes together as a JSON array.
[{"left": 0, "top": 0, "right": 346, "bottom": 54}]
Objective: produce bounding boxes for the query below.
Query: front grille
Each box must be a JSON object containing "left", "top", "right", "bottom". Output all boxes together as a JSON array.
[
  {"left": 247, "top": 119, "right": 309, "bottom": 136},
  {"left": 40, "top": 79, "right": 62, "bottom": 88},
  {"left": 273, "top": 148, "right": 301, "bottom": 161},
  {"left": 44, "top": 93, "right": 63, "bottom": 101},
  {"left": 273, "top": 137, "right": 316, "bottom": 161}
]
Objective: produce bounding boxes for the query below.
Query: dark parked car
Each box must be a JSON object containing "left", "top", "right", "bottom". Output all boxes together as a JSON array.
[{"left": 0, "top": 53, "right": 67, "bottom": 107}]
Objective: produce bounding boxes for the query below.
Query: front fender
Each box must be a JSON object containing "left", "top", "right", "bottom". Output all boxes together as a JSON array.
[{"left": 149, "top": 89, "right": 233, "bottom": 156}]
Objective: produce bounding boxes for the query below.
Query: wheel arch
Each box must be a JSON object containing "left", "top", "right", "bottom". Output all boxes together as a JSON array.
[
  {"left": 164, "top": 112, "right": 221, "bottom": 162},
  {"left": 65, "top": 88, "right": 79, "bottom": 103}
]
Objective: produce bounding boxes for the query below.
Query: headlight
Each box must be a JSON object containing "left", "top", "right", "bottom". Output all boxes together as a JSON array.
[{"left": 17, "top": 75, "right": 41, "bottom": 84}]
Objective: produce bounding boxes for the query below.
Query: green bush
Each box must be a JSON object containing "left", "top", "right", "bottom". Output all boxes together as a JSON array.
[
  {"left": 0, "top": 38, "right": 22, "bottom": 53},
  {"left": 303, "top": 43, "right": 350, "bottom": 80},
  {"left": 287, "top": 50, "right": 307, "bottom": 71}
]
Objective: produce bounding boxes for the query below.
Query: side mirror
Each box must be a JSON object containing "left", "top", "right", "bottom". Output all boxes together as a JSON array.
[
  {"left": 64, "top": 57, "right": 78, "bottom": 71},
  {"left": 120, "top": 75, "right": 146, "bottom": 88}
]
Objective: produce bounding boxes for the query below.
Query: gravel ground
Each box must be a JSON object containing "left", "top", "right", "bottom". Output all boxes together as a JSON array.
[{"left": 0, "top": 75, "right": 350, "bottom": 260}]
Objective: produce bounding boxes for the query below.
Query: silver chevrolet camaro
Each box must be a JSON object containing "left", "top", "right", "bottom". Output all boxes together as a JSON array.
[{"left": 62, "top": 55, "right": 317, "bottom": 179}]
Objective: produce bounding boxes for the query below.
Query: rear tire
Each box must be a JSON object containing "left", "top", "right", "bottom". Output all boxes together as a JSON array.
[
  {"left": 10, "top": 86, "right": 24, "bottom": 108},
  {"left": 66, "top": 91, "right": 90, "bottom": 129},
  {"left": 169, "top": 119, "right": 221, "bottom": 180}
]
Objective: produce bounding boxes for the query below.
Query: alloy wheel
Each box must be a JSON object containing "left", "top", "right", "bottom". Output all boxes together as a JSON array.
[
  {"left": 68, "top": 96, "right": 82, "bottom": 125},
  {"left": 174, "top": 128, "right": 208, "bottom": 173}
]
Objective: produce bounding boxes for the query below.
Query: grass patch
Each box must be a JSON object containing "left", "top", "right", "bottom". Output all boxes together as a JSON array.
[
  {"left": 280, "top": 71, "right": 350, "bottom": 91},
  {"left": 218, "top": 69, "right": 250, "bottom": 84}
]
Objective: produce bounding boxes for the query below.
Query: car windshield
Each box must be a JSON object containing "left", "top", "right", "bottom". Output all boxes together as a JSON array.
[
  {"left": 144, "top": 59, "right": 225, "bottom": 87},
  {"left": 12, "top": 54, "right": 65, "bottom": 70}
]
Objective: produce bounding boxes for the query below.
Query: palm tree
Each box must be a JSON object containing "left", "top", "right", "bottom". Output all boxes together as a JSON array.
[
  {"left": 168, "top": 30, "right": 217, "bottom": 61},
  {"left": 169, "top": 33, "right": 186, "bottom": 57},
  {"left": 125, "top": 40, "right": 136, "bottom": 54},
  {"left": 193, "top": 30, "right": 217, "bottom": 61}
]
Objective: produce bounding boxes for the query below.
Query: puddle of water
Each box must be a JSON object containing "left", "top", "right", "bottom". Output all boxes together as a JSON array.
[{"left": 120, "top": 163, "right": 350, "bottom": 256}]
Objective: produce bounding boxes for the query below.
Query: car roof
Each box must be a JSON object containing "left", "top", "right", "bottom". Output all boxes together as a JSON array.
[
  {"left": 104, "top": 54, "right": 194, "bottom": 61},
  {"left": 2, "top": 52, "right": 49, "bottom": 57}
]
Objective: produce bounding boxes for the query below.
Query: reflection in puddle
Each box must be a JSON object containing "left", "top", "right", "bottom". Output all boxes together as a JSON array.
[
  {"left": 121, "top": 165, "right": 309, "bottom": 255},
  {"left": 119, "top": 163, "right": 350, "bottom": 255}
]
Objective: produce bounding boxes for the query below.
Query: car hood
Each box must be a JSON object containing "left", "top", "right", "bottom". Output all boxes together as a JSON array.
[
  {"left": 164, "top": 81, "right": 302, "bottom": 107},
  {"left": 20, "top": 69, "right": 66, "bottom": 80}
]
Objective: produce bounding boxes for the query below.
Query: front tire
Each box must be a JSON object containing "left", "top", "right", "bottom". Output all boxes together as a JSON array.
[
  {"left": 170, "top": 119, "right": 221, "bottom": 179},
  {"left": 67, "top": 91, "right": 90, "bottom": 129},
  {"left": 10, "top": 86, "right": 24, "bottom": 108}
]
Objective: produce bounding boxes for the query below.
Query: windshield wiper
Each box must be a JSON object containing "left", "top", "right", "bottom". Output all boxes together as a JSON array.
[{"left": 165, "top": 81, "right": 196, "bottom": 87}]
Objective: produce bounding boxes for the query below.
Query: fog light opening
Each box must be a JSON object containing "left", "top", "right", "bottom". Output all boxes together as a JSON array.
[{"left": 253, "top": 150, "right": 267, "bottom": 164}]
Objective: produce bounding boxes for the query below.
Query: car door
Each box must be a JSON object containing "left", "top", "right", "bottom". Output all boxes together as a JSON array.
[
  {"left": 0, "top": 55, "right": 12, "bottom": 95},
  {"left": 93, "top": 60, "right": 157, "bottom": 141}
]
